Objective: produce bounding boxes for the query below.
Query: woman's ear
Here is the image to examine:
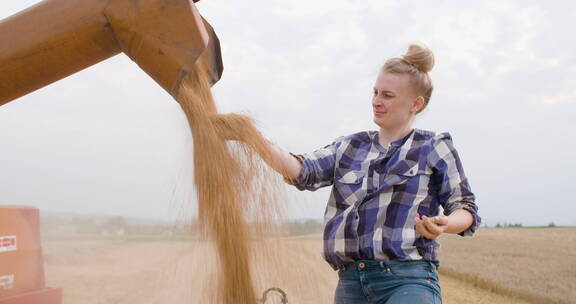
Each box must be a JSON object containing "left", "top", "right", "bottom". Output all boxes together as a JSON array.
[{"left": 411, "top": 96, "right": 425, "bottom": 113}]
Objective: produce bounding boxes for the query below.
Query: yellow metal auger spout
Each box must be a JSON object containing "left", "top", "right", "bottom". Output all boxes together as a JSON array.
[{"left": 0, "top": 0, "right": 223, "bottom": 105}]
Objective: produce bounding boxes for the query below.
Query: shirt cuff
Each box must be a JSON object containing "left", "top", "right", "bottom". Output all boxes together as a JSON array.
[
  {"left": 283, "top": 152, "right": 309, "bottom": 190},
  {"left": 444, "top": 201, "right": 481, "bottom": 237}
]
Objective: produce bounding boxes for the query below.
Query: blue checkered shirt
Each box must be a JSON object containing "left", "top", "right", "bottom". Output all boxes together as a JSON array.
[{"left": 286, "top": 128, "right": 480, "bottom": 270}]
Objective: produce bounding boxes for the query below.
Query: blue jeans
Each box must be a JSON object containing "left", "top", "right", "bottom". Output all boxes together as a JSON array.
[{"left": 334, "top": 260, "right": 442, "bottom": 304}]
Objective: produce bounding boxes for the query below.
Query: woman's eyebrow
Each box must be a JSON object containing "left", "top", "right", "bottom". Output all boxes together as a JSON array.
[{"left": 374, "top": 87, "right": 395, "bottom": 95}]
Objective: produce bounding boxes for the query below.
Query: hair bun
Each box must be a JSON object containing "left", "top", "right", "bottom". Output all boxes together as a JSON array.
[{"left": 402, "top": 44, "right": 435, "bottom": 73}]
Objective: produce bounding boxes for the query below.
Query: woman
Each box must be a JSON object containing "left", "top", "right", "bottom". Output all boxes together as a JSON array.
[{"left": 248, "top": 44, "right": 480, "bottom": 303}]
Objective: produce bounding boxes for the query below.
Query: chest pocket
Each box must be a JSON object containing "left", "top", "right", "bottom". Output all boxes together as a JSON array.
[
  {"left": 334, "top": 168, "right": 366, "bottom": 205},
  {"left": 383, "top": 159, "right": 422, "bottom": 186}
]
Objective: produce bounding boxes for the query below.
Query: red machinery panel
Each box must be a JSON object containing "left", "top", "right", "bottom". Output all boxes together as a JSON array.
[
  {"left": 0, "top": 288, "right": 62, "bottom": 304},
  {"left": 0, "top": 206, "right": 61, "bottom": 304}
]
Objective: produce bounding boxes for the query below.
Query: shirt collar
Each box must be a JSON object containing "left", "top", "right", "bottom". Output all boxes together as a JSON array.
[
  {"left": 391, "top": 128, "right": 415, "bottom": 147},
  {"left": 373, "top": 128, "right": 416, "bottom": 150}
]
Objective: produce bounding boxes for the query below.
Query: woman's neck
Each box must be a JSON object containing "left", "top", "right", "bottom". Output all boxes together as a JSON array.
[{"left": 378, "top": 124, "right": 414, "bottom": 147}]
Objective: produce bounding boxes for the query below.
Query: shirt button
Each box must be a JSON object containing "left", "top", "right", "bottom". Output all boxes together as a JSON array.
[{"left": 358, "top": 262, "right": 365, "bottom": 269}]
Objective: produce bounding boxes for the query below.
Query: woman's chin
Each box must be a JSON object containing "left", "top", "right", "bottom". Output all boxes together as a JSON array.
[{"left": 373, "top": 117, "right": 387, "bottom": 128}]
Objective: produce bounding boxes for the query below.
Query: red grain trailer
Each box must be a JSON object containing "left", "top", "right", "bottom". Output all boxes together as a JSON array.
[{"left": 0, "top": 206, "right": 62, "bottom": 304}]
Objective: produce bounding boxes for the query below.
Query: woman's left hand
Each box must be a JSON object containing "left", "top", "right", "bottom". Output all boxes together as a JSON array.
[{"left": 415, "top": 213, "right": 449, "bottom": 240}]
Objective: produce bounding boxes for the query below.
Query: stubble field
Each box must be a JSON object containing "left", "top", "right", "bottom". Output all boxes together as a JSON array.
[{"left": 42, "top": 227, "right": 575, "bottom": 303}]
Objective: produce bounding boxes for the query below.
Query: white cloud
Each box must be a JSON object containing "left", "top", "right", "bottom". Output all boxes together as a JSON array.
[
  {"left": 543, "top": 90, "right": 576, "bottom": 105},
  {"left": 273, "top": 0, "right": 359, "bottom": 18}
]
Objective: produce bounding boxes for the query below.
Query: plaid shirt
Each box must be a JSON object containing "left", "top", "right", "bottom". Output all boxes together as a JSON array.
[{"left": 286, "top": 128, "right": 480, "bottom": 270}]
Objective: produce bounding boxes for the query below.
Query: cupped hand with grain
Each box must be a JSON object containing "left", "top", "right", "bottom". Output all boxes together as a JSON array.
[{"left": 415, "top": 208, "right": 475, "bottom": 240}]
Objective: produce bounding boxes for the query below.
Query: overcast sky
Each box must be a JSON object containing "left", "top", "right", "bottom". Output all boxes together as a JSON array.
[{"left": 0, "top": 0, "right": 574, "bottom": 226}]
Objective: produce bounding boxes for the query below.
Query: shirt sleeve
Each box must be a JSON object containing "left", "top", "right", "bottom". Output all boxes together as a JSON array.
[
  {"left": 284, "top": 137, "right": 343, "bottom": 191},
  {"left": 427, "top": 132, "right": 481, "bottom": 237}
]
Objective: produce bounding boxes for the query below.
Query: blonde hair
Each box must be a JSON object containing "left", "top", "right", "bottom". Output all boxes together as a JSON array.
[{"left": 382, "top": 44, "right": 435, "bottom": 114}]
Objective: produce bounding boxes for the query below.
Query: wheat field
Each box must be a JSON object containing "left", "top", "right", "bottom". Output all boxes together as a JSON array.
[{"left": 41, "top": 227, "right": 574, "bottom": 303}]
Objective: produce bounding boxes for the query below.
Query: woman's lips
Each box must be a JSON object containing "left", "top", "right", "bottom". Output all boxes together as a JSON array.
[{"left": 373, "top": 110, "right": 386, "bottom": 116}]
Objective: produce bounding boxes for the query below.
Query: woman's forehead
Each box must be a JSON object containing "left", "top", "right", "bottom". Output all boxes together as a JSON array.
[{"left": 374, "top": 72, "right": 410, "bottom": 92}]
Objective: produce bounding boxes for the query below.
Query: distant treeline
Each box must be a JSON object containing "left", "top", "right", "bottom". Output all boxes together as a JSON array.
[
  {"left": 40, "top": 213, "right": 325, "bottom": 238},
  {"left": 487, "top": 222, "right": 557, "bottom": 228},
  {"left": 281, "top": 219, "right": 323, "bottom": 236}
]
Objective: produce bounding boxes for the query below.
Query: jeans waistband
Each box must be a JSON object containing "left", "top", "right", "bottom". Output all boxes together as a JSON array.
[{"left": 336, "top": 259, "right": 438, "bottom": 272}]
